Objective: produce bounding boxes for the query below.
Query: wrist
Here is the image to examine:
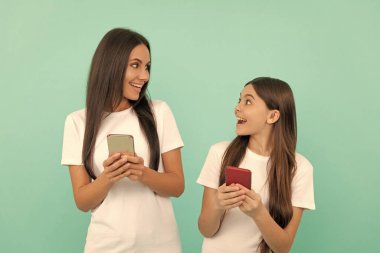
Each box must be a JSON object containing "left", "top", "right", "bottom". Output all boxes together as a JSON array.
[
  {"left": 97, "top": 172, "right": 113, "bottom": 189},
  {"left": 140, "top": 166, "right": 152, "bottom": 185},
  {"left": 251, "top": 203, "right": 267, "bottom": 221}
]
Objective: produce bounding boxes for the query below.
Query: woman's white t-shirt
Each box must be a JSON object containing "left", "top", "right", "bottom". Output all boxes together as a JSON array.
[
  {"left": 61, "top": 100, "right": 183, "bottom": 253},
  {"left": 197, "top": 141, "right": 315, "bottom": 253}
]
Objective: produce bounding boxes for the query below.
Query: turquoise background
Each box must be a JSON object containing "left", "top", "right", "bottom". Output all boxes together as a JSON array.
[{"left": 1, "top": 0, "right": 379, "bottom": 252}]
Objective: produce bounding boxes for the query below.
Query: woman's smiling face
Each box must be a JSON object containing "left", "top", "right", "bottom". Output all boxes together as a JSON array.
[{"left": 116, "top": 44, "right": 151, "bottom": 111}]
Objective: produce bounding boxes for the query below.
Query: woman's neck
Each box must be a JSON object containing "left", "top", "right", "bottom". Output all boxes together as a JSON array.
[{"left": 114, "top": 99, "right": 131, "bottom": 112}]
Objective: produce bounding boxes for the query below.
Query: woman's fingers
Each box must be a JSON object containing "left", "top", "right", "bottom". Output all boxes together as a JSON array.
[
  {"left": 124, "top": 155, "right": 144, "bottom": 165},
  {"left": 103, "top": 153, "right": 122, "bottom": 167},
  {"left": 112, "top": 168, "right": 132, "bottom": 182},
  {"left": 108, "top": 162, "right": 130, "bottom": 179},
  {"left": 125, "top": 165, "right": 145, "bottom": 181},
  {"left": 105, "top": 156, "right": 128, "bottom": 172}
]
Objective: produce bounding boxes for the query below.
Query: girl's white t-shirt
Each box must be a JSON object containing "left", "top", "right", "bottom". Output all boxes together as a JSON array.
[
  {"left": 197, "top": 141, "right": 315, "bottom": 253},
  {"left": 61, "top": 100, "right": 183, "bottom": 253}
]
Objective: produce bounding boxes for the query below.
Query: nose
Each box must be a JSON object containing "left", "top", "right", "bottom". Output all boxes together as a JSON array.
[
  {"left": 234, "top": 103, "right": 241, "bottom": 114},
  {"left": 139, "top": 68, "right": 149, "bottom": 82}
]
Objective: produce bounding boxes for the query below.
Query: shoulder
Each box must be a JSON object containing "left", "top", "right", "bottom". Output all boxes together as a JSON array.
[
  {"left": 208, "top": 141, "right": 231, "bottom": 156},
  {"left": 64, "top": 108, "right": 86, "bottom": 128},
  {"left": 150, "top": 99, "right": 169, "bottom": 112},
  {"left": 295, "top": 152, "right": 313, "bottom": 175},
  {"left": 150, "top": 99, "right": 177, "bottom": 121},
  {"left": 66, "top": 108, "right": 86, "bottom": 121}
]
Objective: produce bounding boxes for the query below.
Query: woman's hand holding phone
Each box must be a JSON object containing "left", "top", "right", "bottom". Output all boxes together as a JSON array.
[
  {"left": 99, "top": 153, "right": 130, "bottom": 185},
  {"left": 103, "top": 133, "right": 146, "bottom": 182},
  {"left": 216, "top": 183, "right": 246, "bottom": 210},
  {"left": 122, "top": 154, "right": 147, "bottom": 182}
]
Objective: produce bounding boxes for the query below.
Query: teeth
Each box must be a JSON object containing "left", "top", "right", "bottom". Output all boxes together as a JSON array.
[
  {"left": 237, "top": 117, "right": 246, "bottom": 122},
  {"left": 130, "top": 82, "right": 143, "bottom": 88}
]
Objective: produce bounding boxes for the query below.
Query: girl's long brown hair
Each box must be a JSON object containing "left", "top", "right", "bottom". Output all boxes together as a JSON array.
[
  {"left": 83, "top": 28, "right": 159, "bottom": 179},
  {"left": 219, "top": 77, "right": 297, "bottom": 253}
]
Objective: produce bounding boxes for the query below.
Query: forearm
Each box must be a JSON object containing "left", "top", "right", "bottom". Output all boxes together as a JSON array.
[
  {"left": 141, "top": 168, "right": 184, "bottom": 197},
  {"left": 198, "top": 207, "right": 225, "bottom": 237},
  {"left": 73, "top": 176, "right": 112, "bottom": 212},
  {"left": 253, "top": 207, "right": 292, "bottom": 253}
]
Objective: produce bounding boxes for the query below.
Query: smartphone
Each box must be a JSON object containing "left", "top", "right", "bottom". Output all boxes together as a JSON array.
[
  {"left": 225, "top": 166, "right": 251, "bottom": 189},
  {"left": 107, "top": 134, "right": 135, "bottom": 156}
]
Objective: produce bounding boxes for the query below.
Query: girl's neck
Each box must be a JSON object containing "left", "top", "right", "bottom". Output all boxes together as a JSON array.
[{"left": 248, "top": 134, "right": 272, "bottom": 157}]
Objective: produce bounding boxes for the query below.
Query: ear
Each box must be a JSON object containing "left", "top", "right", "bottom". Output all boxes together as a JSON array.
[{"left": 266, "top": 110, "right": 280, "bottom": 125}]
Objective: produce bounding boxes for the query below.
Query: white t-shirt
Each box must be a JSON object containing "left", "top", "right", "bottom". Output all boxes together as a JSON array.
[
  {"left": 197, "top": 141, "right": 315, "bottom": 253},
  {"left": 61, "top": 100, "right": 183, "bottom": 253}
]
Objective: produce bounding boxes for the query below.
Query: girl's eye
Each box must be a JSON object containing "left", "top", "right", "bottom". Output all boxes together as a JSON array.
[
  {"left": 245, "top": 100, "right": 252, "bottom": 105},
  {"left": 131, "top": 63, "right": 139, "bottom": 68}
]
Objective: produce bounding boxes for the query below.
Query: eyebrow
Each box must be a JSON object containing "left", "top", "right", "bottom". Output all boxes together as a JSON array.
[
  {"left": 129, "top": 58, "right": 151, "bottom": 65},
  {"left": 240, "top": 93, "right": 255, "bottom": 100}
]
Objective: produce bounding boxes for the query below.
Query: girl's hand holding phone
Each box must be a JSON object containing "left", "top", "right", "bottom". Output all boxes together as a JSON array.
[
  {"left": 238, "top": 185, "right": 264, "bottom": 218},
  {"left": 100, "top": 153, "right": 130, "bottom": 185},
  {"left": 216, "top": 183, "right": 246, "bottom": 210}
]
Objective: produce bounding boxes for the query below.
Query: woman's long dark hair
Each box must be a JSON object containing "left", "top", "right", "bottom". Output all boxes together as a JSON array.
[
  {"left": 219, "top": 77, "right": 297, "bottom": 253},
  {"left": 83, "top": 28, "right": 160, "bottom": 179}
]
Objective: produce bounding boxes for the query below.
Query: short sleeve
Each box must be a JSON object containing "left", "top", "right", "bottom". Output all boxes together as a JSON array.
[
  {"left": 61, "top": 113, "right": 84, "bottom": 166},
  {"left": 291, "top": 155, "right": 315, "bottom": 210},
  {"left": 197, "top": 143, "right": 226, "bottom": 189},
  {"left": 158, "top": 102, "right": 184, "bottom": 153}
]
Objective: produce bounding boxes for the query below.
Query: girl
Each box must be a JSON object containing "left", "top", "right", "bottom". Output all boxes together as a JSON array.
[
  {"left": 197, "top": 77, "right": 315, "bottom": 253},
  {"left": 61, "top": 28, "right": 184, "bottom": 253}
]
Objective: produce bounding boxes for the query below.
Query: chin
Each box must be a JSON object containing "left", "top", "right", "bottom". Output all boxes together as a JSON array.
[
  {"left": 236, "top": 128, "right": 252, "bottom": 136},
  {"left": 235, "top": 129, "right": 245, "bottom": 136},
  {"left": 127, "top": 95, "right": 140, "bottom": 101}
]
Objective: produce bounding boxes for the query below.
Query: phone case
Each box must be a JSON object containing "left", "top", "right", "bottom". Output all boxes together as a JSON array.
[
  {"left": 225, "top": 166, "right": 252, "bottom": 189},
  {"left": 107, "top": 134, "right": 135, "bottom": 155}
]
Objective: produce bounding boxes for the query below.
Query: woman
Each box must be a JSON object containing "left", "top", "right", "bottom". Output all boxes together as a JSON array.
[
  {"left": 61, "top": 28, "right": 184, "bottom": 253},
  {"left": 197, "top": 77, "right": 315, "bottom": 253}
]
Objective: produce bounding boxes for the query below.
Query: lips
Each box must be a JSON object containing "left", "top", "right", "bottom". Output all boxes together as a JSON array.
[
  {"left": 236, "top": 117, "right": 247, "bottom": 124},
  {"left": 129, "top": 82, "right": 144, "bottom": 89}
]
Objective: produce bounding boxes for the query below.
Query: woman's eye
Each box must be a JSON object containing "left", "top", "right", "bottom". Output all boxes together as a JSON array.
[
  {"left": 245, "top": 100, "right": 252, "bottom": 105},
  {"left": 131, "top": 63, "right": 139, "bottom": 68}
]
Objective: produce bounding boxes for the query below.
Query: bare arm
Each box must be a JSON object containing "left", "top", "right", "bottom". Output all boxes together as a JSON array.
[
  {"left": 254, "top": 206, "right": 303, "bottom": 253},
  {"left": 124, "top": 148, "right": 184, "bottom": 197},
  {"left": 198, "top": 184, "right": 245, "bottom": 237},
  {"left": 68, "top": 153, "right": 130, "bottom": 212},
  {"left": 239, "top": 186, "right": 304, "bottom": 253}
]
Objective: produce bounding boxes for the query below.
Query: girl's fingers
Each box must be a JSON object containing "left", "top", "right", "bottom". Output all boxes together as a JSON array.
[
  {"left": 219, "top": 189, "right": 245, "bottom": 202},
  {"left": 219, "top": 183, "right": 240, "bottom": 193},
  {"left": 224, "top": 201, "right": 244, "bottom": 210},
  {"left": 220, "top": 194, "right": 245, "bottom": 207}
]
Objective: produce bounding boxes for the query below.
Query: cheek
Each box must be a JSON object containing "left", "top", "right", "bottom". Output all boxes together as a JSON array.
[{"left": 246, "top": 113, "right": 267, "bottom": 129}]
